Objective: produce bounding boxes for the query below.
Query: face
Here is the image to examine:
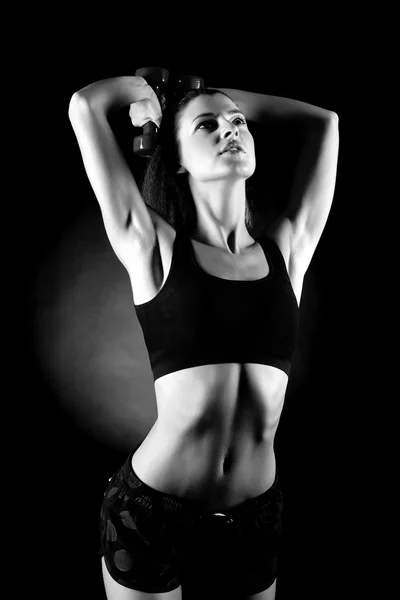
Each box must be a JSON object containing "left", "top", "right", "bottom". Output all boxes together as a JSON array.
[{"left": 176, "top": 94, "right": 256, "bottom": 182}]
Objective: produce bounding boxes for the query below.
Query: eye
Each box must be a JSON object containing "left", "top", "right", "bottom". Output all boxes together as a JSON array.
[
  {"left": 196, "top": 116, "right": 247, "bottom": 131},
  {"left": 196, "top": 119, "right": 216, "bottom": 131},
  {"left": 233, "top": 117, "right": 247, "bottom": 126}
]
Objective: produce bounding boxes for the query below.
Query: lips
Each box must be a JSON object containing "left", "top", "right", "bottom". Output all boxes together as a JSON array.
[{"left": 221, "top": 141, "right": 244, "bottom": 154}]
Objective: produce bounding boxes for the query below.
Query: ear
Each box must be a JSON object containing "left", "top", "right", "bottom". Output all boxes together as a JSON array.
[{"left": 177, "top": 165, "right": 187, "bottom": 175}]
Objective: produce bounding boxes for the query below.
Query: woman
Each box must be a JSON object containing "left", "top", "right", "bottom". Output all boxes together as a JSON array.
[{"left": 68, "top": 73, "right": 339, "bottom": 600}]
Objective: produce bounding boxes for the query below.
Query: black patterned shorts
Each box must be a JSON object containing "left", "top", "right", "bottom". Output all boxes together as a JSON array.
[{"left": 99, "top": 443, "right": 284, "bottom": 597}]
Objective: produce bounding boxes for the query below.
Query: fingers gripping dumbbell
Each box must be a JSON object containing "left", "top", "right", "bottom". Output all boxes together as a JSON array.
[{"left": 133, "top": 66, "right": 170, "bottom": 158}]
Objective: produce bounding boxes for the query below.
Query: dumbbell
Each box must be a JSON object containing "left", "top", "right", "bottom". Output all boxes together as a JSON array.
[
  {"left": 133, "top": 66, "right": 170, "bottom": 158},
  {"left": 133, "top": 68, "right": 205, "bottom": 157}
]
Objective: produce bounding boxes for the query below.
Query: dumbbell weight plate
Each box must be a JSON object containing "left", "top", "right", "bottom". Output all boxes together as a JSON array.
[
  {"left": 133, "top": 122, "right": 159, "bottom": 157},
  {"left": 133, "top": 129, "right": 157, "bottom": 158},
  {"left": 173, "top": 73, "right": 204, "bottom": 92},
  {"left": 135, "top": 66, "right": 169, "bottom": 107}
]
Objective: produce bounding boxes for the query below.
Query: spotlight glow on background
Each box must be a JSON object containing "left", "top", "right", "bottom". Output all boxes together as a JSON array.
[{"left": 32, "top": 207, "right": 156, "bottom": 451}]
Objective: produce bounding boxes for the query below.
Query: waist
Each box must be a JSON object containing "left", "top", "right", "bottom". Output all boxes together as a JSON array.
[
  {"left": 130, "top": 428, "right": 278, "bottom": 511},
  {"left": 133, "top": 364, "right": 287, "bottom": 509}
]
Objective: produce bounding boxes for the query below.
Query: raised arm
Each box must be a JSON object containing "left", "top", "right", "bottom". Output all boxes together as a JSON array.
[
  {"left": 68, "top": 76, "right": 162, "bottom": 266},
  {"left": 216, "top": 88, "right": 339, "bottom": 277}
]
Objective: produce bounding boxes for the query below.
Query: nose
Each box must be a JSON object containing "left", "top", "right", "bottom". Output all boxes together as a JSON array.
[{"left": 221, "top": 121, "right": 239, "bottom": 140}]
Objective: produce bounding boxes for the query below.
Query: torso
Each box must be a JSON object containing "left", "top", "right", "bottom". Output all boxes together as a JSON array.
[{"left": 125, "top": 215, "right": 303, "bottom": 511}]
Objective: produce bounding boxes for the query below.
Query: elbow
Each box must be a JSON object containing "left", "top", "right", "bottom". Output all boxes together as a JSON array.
[
  {"left": 308, "top": 110, "right": 339, "bottom": 133},
  {"left": 328, "top": 111, "right": 339, "bottom": 125},
  {"left": 68, "top": 91, "right": 90, "bottom": 120},
  {"left": 320, "top": 111, "right": 339, "bottom": 134},
  {"left": 328, "top": 112, "right": 339, "bottom": 139},
  {"left": 318, "top": 110, "right": 339, "bottom": 126}
]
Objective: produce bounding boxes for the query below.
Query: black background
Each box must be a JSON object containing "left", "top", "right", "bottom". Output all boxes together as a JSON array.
[{"left": 19, "top": 35, "right": 360, "bottom": 600}]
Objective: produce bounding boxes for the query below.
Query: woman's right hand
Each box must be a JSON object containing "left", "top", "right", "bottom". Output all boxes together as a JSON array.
[{"left": 129, "top": 76, "right": 162, "bottom": 129}]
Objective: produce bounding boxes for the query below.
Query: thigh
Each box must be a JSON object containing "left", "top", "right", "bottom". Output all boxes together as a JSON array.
[{"left": 101, "top": 557, "right": 182, "bottom": 599}]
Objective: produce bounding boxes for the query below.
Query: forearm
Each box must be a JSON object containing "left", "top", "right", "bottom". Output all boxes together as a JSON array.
[
  {"left": 217, "top": 87, "right": 337, "bottom": 128},
  {"left": 70, "top": 76, "right": 153, "bottom": 116}
]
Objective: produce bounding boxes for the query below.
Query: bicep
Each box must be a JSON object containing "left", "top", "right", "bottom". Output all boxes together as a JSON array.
[{"left": 68, "top": 93, "right": 156, "bottom": 255}]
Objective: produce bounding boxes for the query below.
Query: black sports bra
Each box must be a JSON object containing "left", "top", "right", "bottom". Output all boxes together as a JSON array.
[{"left": 134, "top": 229, "right": 299, "bottom": 381}]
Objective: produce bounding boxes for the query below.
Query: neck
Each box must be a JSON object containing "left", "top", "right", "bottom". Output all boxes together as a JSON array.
[{"left": 188, "top": 178, "right": 252, "bottom": 254}]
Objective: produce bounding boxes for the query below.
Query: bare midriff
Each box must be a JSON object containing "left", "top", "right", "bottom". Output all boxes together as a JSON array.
[{"left": 131, "top": 361, "right": 288, "bottom": 511}]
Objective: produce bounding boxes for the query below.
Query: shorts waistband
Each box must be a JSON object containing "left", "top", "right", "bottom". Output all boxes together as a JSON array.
[{"left": 114, "top": 443, "right": 282, "bottom": 520}]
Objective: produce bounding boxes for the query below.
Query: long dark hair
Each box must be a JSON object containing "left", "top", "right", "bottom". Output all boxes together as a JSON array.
[{"left": 140, "top": 88, "right": 256, "bottom": 236}]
